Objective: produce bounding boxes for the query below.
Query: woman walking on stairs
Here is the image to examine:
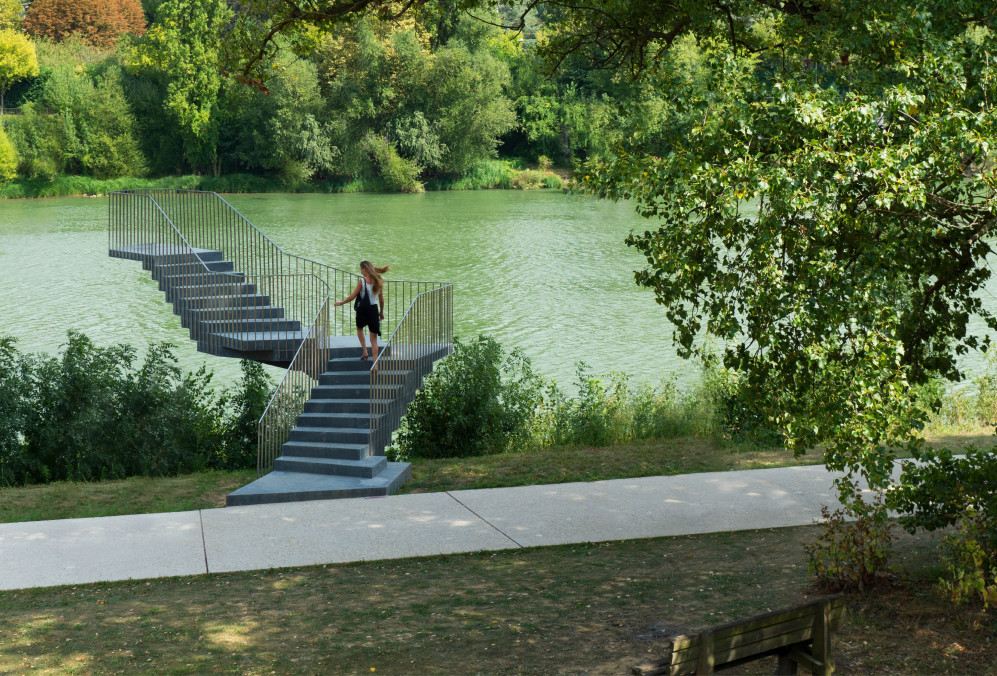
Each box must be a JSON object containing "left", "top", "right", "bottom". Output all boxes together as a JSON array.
[{"left": 335, "top": 260, "right": 389, "bottom": 368}]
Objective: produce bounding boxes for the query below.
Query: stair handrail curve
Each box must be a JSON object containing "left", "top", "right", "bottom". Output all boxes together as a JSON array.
[
  {"left": 368, "top": 284, "right": 454, "bottom": 456},
  {"left": 110, "top": 189, "right": 449, "bottom": 339},
  {"left": 109, "top": 190, "right": 332, "bottom": 359},
  {"left": 257, "top": 291, "right": 333, "bottom": 476}
]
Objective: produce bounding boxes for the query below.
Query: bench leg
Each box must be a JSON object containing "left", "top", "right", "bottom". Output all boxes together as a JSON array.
[
  {"left": 775, "top": 651, "right": 798, "bottom": 675},
  {"left": 696, "top": 631, "right": 715, "bottom": 674}
]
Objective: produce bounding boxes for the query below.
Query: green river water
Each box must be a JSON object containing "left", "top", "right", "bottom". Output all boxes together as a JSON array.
[{"left": 0, "top": 191, "right": 699, "bottom": 390}]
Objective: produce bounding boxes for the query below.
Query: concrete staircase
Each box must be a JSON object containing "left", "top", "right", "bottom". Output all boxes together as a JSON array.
[
  {"left": 226, "top": 347, "right": 415, "bottom": 505},
  {"left": 110, "top": 243, "right": 306, "bottom": 367},
  {"left": 110, "top": 242, "right": 445, "bottom": 506}
]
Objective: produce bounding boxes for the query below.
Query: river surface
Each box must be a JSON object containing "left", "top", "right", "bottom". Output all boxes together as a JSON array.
[
  {"left": 2, "top": 191, "right": 994, "bottom": 392},
  {"left": 0, "top": 191, "right": 697, "bottom": 390}
]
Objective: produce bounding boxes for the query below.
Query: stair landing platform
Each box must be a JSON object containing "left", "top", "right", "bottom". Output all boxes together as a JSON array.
[{"left": 226, "top": 463, "right": 413, "bottom": 506}]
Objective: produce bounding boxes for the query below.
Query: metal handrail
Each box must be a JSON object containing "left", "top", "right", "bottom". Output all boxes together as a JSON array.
[
  {"left": 112, "top": 189, "right": 448, "bottom": 338},
  {"left": 369, "top": 284, "right": 454, "bottom": 456},
  {"left": 257, "top": 292, "right": 332, "bottom": 475}
]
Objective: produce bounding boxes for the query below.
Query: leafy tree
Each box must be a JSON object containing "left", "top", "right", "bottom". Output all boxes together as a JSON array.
[
  {"left": 316, "top": 15, "right": 514, "bottom": 179},
  {"left": 23, "top": 0, "right": 146, "bottom": 48},
  {"left": 531, "top": 1, "right": 997, "bottom": 510},
  {"left": 0, "top": 124, "right": 15, "bottom": 183},
  {"left": 128, "top": 0, "right": 230, "bottom": 173},
  {"left": 0, "top": 0, "right": 23, "bottom": 31},
  {"left": 5, "top": 60, "right": 146, "bottom": 178},
  {"left": 0, "top": 29, "right": 38, "bottom": 110},
  {"left": 222, "top": 58, "right": 337, "bottom": 181}
]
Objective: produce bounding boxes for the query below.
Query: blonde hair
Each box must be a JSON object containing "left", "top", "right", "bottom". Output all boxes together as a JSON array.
[{"left": 360, "top": 260, "right": 390, "bottom": 295}]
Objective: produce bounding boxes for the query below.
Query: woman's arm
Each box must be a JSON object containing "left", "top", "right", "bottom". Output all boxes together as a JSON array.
[
  {"left": 378, "top": 290, "right": 385, "bottom": 319},
  {"left": 334, "top": 280, "right": 362, "bottom": 307}
]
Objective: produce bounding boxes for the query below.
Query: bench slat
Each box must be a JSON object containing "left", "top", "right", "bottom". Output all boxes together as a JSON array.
[
  {"left": 670, "top": 619, "right": 843, "bottom": 673},
  {"left": 632, "top": 596, "right": 846, "bottom": 676},
  {"left": 668, "top": 597, "right": 846, "bottom": 651},
  {"left": 670, "top": 610, "right": 845, "bottom": 664}
]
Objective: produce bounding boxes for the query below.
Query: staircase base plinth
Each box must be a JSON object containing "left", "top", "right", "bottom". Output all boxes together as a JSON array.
[{"left": 225, "top": 463, "right": 412, "bottom": 506}]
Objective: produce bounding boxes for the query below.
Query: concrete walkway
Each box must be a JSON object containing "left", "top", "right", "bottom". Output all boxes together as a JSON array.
[{"left": 0, "top": 464, "right": 853, "bottom": 591}]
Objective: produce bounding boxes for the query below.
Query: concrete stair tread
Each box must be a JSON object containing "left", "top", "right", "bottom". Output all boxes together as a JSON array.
[
  {"left": 274, "top": 454, "right": 386, "bottom": 477},
  {"left": 276, "top": 455, "right": 385, "bottom": 469},
  {"left": 281, "top": 440, "right": 369, "bottom": 452},
  {"left": 225, "top": 464, "right": 412, "bottom": 505},
  {"left": 291, "top": 426, "right": 371, "bottom": 435},
  {"left": 297, "top": 412, "right": 378, "bottom": 421}
]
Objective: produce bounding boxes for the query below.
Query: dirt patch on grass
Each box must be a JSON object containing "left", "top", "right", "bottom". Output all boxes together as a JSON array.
[{"left": 1, "top": 525, "right": 993, "bottom": 674}]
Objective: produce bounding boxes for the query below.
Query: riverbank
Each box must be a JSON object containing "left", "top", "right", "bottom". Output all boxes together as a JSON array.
[{"left": 0, "top": 160, "right": 567, "bottom": 199}]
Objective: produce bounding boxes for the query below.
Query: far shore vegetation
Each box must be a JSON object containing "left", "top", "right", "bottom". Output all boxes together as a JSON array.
[{"left": 0, "top": 159, "right": 567, "bottom": 200}]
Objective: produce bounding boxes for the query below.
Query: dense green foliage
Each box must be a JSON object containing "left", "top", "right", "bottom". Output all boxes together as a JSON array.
[
  {"left": 390, "top": 336, "right": 543, "bottom": 459},
  {"left": 0, "top": 332, "right": 273, "bottom": 486},
  {"left": 389, "top": 335, "right": 743, "bottom": 461},
  {"left": 0, "top": 125, "right": 15, "bottom": 183},
  {"left": 0, "top": 28, "right": 38, "bottom": 110},
  {"left": 0, "top": 2, "right": 633, "bottom": 189},
  {"left": 0, "top": 0, "right": 21, "bottom": 32},
  {"left": 553, "top": 1, "right": 997, "bottom": 497}
]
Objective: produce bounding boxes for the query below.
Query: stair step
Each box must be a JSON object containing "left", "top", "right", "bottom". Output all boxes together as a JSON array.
[
  {"left": 318, "top": 370, "right": 408, "bottom": 385},
  {"left": 192, "top": 318, "right": 302, "bottom": 336},
  {"left": 296, "top": 412, "right": 375, "bottom": 429},
  {"left": 280, "top": 441, "right": 369, "bottom": 461},
  {"left": 147, "top": 249, "right": 225, "bottom": 268},
  {"left": 175, "top": 293, "right": 271, "bottom": 310},
  {"left": 166, "top": 282, "right": 257, "bottom": 302},
  {"left": 303, "top": 398, "right": 391, "bottom": 414},
  {"left": 323, "top": 355, "right": 386, "bottom": 372},
  {"left": 160, "top": 271, "right": 245, "bottom": 291},
  {"left": 152, "top": 260, "right": 235, "bottom": 279},
  {"left": 311, "top": 383, "right": 402, "bottom": 400},
  {"left": 273, "top": 455, "right": 387, "bottom": 478},
  {"left": 181, "top": 305, "right": 286, "bottom": 326},
  {"left": 225, "top": 464, "right": 413, "bottom": 506},
  {"left": 288, "top": 426, "right": 370, "bottom": 444}
]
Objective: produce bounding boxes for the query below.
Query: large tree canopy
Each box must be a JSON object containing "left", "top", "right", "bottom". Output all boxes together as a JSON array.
[{"left": 561, "top": 1, "right": 997, "bottom": 497}]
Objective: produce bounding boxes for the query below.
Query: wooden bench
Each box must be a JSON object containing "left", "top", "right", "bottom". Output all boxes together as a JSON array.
[{"left": 632, "top": 595, "right": 845, "bottom": 675}]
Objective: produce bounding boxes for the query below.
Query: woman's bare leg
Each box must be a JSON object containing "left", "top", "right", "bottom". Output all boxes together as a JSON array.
[
  {"left": 370, "top": 333, "right": 379, "bottom": 371},
  {"left": 357, "top": 327, "right": 368, "bottom": 358}
]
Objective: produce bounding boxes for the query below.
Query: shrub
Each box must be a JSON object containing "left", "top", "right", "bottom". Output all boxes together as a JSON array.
[
  {"left": 0, "top": 126, "right": 16, "bottom": 185},
  {"left": 936, "top": 517, "right": 997, "bottom": 606},
  {"left": 698, "top": 361, "right": 781, "bottom": 444},
  {"left": 388, "top": 336, "right": 545, "bottom": 460},
  {"left": 889, "top": 447, "right": 997, "bottom": 605},
  {"left": 0, "top": 337, "right": 32, "bottom": 485},
  {"left": 534, "top": 366, "right": 700, "bottom": 448},
  {"left": 806, "top": 494, "right": 896, "bottom": 592},
  {"left": 365, "top": 132, "right": 424, "bottom": 193},
  {"left": 221, "top": 359, "right": 274, "bottom": 469},
  {"left": 0, "top": 332, "right": 274, "bottom": 486}
]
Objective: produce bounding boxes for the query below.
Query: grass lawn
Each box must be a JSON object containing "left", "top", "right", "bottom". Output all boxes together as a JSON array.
[
  {"left": 0, "top": 524, "right": 993, "bottom": 674},
  {"left": 2, "top": 429, "right": 993, "bottom": 525}
]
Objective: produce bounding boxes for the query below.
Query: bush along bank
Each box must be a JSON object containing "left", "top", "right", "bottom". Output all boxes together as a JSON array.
[
  {"left": 0, "top": 160, "right": 566, "bottom": 199},
  {"left": 0, "top": 331, "right": 273, "bottom": 486},
  {"left": 385, "top": 335, "right": 778, "bottom": 463}
]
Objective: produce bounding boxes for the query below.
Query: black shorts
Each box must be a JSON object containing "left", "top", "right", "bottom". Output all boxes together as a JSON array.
[{"left": 356, "top": 305, "right": 381, "bottom": 336}]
